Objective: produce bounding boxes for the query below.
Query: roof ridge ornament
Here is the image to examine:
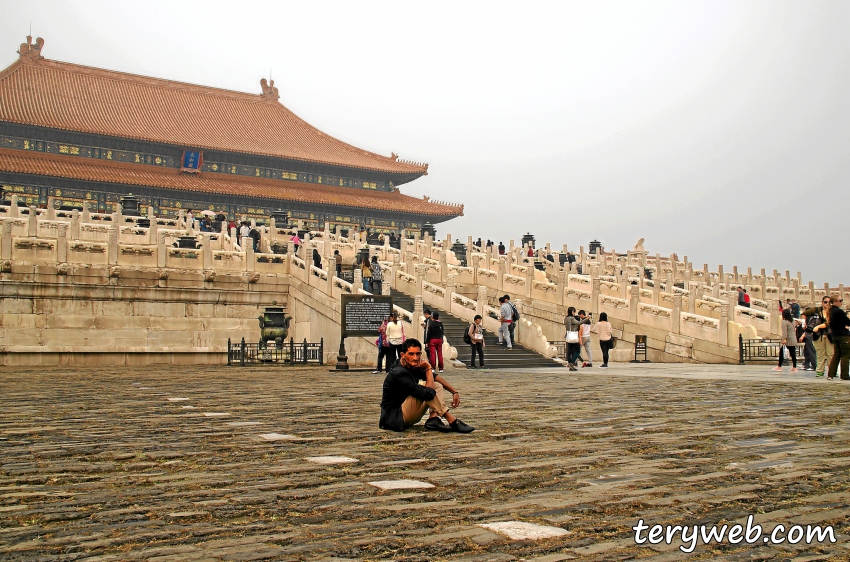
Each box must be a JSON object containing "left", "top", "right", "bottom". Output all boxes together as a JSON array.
[
  {"left": 18, "top": 36, "right": 44, "bottom": 62},
  {"left": 260, "top": 78, "right": 279, "bottom": 101}
]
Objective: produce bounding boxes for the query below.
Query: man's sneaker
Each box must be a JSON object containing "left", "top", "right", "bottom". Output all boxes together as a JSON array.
[
  {"left": 372, "top": 370, "right": 380, "bottom": 374},
  {"left": 424, "top": 417, "right": 452, "bottom": 432},
  {"left": 600, "top": 364, "right": 608, "bottom": 368},
  {"left": 586, "top": 363, "right": 592, "bottom": 368},
  {"left": 806, "top": 367, "right": 815, "bottom": 371},
  {"left": 582, "top": 362, "right": 588, "bottom": 367},
  {"left": 438, "top": 369, "right": 443, "bottom": 373},
  {"left": 568, "top": 363, "right": 577, "bottom": 371},
  {"left": 450, "top": 419, "right": 475, "bottom": 433},
  {"left": 816, "top": 372, "right": 824, "bottom": 377}
]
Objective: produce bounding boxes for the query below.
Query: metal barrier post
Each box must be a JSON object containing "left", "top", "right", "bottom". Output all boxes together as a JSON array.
[
  {"left": 319, "top": 338, "right": 324, "bottom": 365},
  {"left": 240, "top": 337, "right": 245, "bottom": 367},
  {"left": 227, "top": 337, "right": 231, "bottom": 366},
  {"left": 303, "top": 338, "right": 308, "bottom": 365},
  {"left": 739, "top": 333, "right": 744, "bottom": 364},
  {"left": 290, "top": 338, "right": 295, "bottom": 365}
]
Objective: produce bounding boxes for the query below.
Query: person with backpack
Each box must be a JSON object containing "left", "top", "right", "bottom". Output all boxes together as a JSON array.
[
  {"left": 361, "top": 257, "right": 373, "bottom": 291},
  {"left": 826, "top": 295, "right": 849, "bottom": 380},
  {"left": 425, "top": 311, "right": 445, "bottom": 373},
  {"left": 498, "top": 297, "right": 513, "bottom": 349},
  {"left": 802, "top": 296, "right": 833, "bottom": 377},
  {"left": 800, "top": 312, "right": 818, "bottom": 371},
  {"left": 503, "top": 294, "right": 519, "bottom": 346},
  {"left": 370, "top": 255, "right": 383, "bottom": 294},
  {"left": 465, "top": 314, "right": 485, "bottom": 368}
]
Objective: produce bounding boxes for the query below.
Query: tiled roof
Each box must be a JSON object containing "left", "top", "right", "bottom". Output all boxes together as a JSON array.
[
  {"left": 0, "top": 149, "right": 462, "bottom": 218},
  {"left": 0, "top": 38, "right": 428, "bottom": 177}
]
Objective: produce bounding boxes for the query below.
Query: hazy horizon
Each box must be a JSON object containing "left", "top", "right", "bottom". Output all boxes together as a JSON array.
[{"left": 1, "top": 0, "right": 848, "bottom": 284}]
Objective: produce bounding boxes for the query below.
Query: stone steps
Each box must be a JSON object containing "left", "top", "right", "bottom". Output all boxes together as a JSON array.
[{"left": 390, "top": 290, "right": 563, "bottom": 370}]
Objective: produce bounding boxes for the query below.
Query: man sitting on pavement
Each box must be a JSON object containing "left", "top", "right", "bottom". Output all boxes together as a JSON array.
[{"left": 379, "top": 339, "right": 475, "bottom": 433}]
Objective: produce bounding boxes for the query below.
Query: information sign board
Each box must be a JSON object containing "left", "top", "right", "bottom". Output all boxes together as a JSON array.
[{"left": 340, "top": 294, "right": 393, "bottom": 337}]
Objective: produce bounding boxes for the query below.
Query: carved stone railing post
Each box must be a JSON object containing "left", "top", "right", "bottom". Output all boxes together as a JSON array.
[
  {"left": 70, "top": 209, "right": 80, "bottom": 240},
  {"left": 497, "top": 258, "right": 506, "bottom": 292},
  {"left": 1, "top": 221, "right": 12, "bottom": 260},
  {"left": 246, "top": 241, "right": 255, "bottom": 272},
  {"left": 719, "top": 302, "right": 729, "bottom": 345},
  {"left": 27, "top": 206, "right": 38, "bottom": 237},
  {"left": 203, "top": 237, "right": 213, "bottom": 269},
  {"left": 354, "top": 266, "right": 362, "bottom": 290},
  {"left": 414, "top": 295, "right": 424, "bottom": 342},
  {"left": 652, "top": 275, "right": 660, "bottom": 306},
  {"left": 445, "top": 274, "right": 455, "bottom": 311},
  {"left": 471, "top": 253, "right": 480, "bottom": 285},
  {"left": 57, "top": 223, "right": 68, "bottom": 264},
  {"left": 476, "top": 285, "right": 487, "bottom": 317},
  {"left": 381, "top": 277, "right": 390, "bottom": 296},
  {"left": 439, "top": 250, "right": 448, "bottom": 283},
  {"left": 591, "top": 278, "right": 601, "bottom": 315},
  {"left": 671, "top": 293, "right": 682, "bottom": 334},
  {"left": 525, "top": 265, "right": 533, "bottom": 299},
  {"left": 629, "top": 284, "right": 639, "bottom": 323},
  {"left": 9, "top": 195, "right": 18, "bottom": 218},
  {"left": 326, "top": 263, "right": 334, "bottom": 294},
  {"left": 112, "top": 203, "right": 121, "bottom": 225},
  {"left": 147, "top": 207, "right": 157, "bottom": 244},
  {"left": 47, "top": 197, "right": 56, "bottom": 220},
  {"left": 771, "top": 299, "right": 781, "bottom": 335},
  {"left": 107, "top": 226, "right": 118, "bottom": 265},
  {"left": 390, "top": 253, "right": 400, "bottom": 289},
  {"left": 157, "top": 231, "right": 167, "bottom": 268},
  {"left": 81, "top": 201, "right": 91, "bottom": 224},
  {"left": 414, "top": 264, "right": 424, "bottom": 298}
]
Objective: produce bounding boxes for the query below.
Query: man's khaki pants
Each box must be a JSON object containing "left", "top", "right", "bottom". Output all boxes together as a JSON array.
[
  {"left": 816, "top": 335, "right": 833, "bottom": 373},
  {"left": 401, "top": 381, "right": 448, "bottom": 428}
]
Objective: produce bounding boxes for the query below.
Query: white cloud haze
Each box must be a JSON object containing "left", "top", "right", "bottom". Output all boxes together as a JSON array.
[{"left": 1, "top": 0, "right": 847, "bottom": 282}]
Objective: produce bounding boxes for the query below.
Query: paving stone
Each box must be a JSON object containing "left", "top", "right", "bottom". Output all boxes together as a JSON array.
[
  {"left": 367, "top": 479, "right": 435, "bottom": 491},
  {"left": 304, "top": 456, "right": 358, "bottom": 465},
  {"left": 479, "top": 521, "right": 571, "bottom": 540}
]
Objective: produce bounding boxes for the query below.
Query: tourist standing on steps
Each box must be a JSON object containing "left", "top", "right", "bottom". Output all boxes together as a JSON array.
[
  {"left": 384, "top": 311, "right": 406, "bottom": 367},
  {"left": 370, "top": 256, "right": 383, "bottom": 295},
  {"left": 421, "top": 309, "right": 432, "bottom": 343},
  {"left": 498, "top": 242, "right": 505, "bottom": 255},
  {"left": 737, "top": 286, "right": 746, "bottom": 307},
  {"left": 290, "top": 232, "right": 301, "bottom": 254},
  {"left": 426, "top": 311, "right": 445, "bottom": 373},
  {"left": 564, "top": 306, "right": 588, "bottom": 371},
  {"left": 592, "top": 312, "right": 614, "bottom": 368},
  {"left": 312, "top": 248, "right": 322, "bottom": 269},
  {"left": 827, "top": 295, "right": 849, "bottom": 380},
  {"left": 379, "top": 338, "right": 474, "bottom": 433},
  {"left": 503, "top": 295, "right": 518, "bottom": 346},
  {"left": 578, "top": 310, "right": 593, "bottom": 367},
  {"left": 468, "top": 315, "right": 485, "bottom": 368},
  {"left": 774, "top": 308, "right": 798, "bottom": 372},
  {"left": 498, "top": 297, "right": 513, "bottom": 349},
  {"left": 361, "top": 258, "right": 373, "bottom": 292},
  {"left": 743, "top": 289, "right": 751, "bottom": 308},
  {"left": 334, "top": 250, "right": 342, "bottom": 278},
  {"left": 803, "top": 296, "right": 833, "bottom": 377}
]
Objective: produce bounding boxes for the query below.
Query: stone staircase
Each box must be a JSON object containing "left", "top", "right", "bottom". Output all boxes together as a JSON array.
[{"left": 390, "top": 290, "right": 563, "bottom": 369}]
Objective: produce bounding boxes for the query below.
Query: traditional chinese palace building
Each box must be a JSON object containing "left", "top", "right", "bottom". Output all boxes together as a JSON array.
[{"left": 0, "top": 37, "right": 463, "bottom": 233}]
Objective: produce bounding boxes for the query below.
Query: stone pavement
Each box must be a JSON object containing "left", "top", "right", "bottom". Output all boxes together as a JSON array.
[{"left": 1, "top": 363, "right": 849, "bottom": 561}]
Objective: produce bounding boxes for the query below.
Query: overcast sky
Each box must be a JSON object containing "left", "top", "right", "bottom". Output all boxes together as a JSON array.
[{"left": 1, "top": 1, "right": 848, "bottom": 283}]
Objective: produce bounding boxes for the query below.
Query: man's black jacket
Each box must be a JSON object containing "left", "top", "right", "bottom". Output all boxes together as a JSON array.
[
  {"left": 379, "top": 361, "right": 436, "bottom": 432},
  {"left": 829, "top": 307, "right": 850, "bottom": 337}
]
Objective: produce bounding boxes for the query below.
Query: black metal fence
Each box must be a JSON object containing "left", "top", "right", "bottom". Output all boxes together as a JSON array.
[
  {"left": 738, "top": 335, "right": 804, "bottom": 364},
  {"left": 227, "top": 338, "right": 324, "bottom": 366}
]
